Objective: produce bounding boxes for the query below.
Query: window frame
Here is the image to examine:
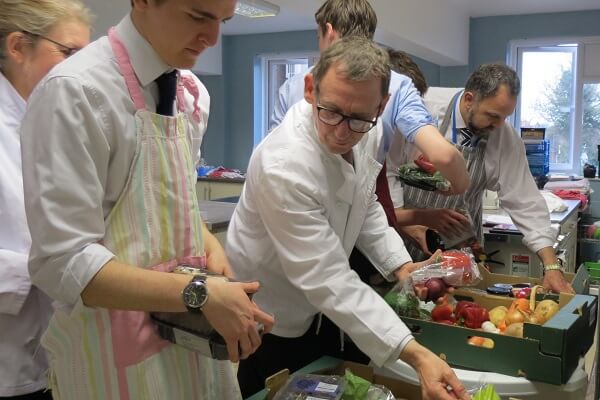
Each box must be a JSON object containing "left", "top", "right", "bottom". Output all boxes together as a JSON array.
[
  {"left": 255, "top": 51, "right": 319, "bottom": 147},
  {"left": 508, "top": 38, "right": 585, "bottom": 173}
]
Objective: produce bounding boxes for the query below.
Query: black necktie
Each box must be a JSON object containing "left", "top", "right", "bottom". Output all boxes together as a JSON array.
[
  {"left": 155, "top": 70, "right": 177, "bottom": 116},
  {"left": 459, "top": 127, "right": 475, "bottom": 147}
]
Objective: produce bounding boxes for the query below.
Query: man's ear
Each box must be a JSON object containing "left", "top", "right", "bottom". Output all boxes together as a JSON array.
[
  {"left": 324, "top": 23, "right": 339, "bottom": 46},
  {"left": 304, "top": 73, "right": 316, "bottom": 104},
  {"left": 4, "top": 31, "right": 28, "bottom": 64},
  {"left": 462, "top": 90, "right": 475, "bottom": 109},
  {"left": 131, "top": 0, "right": 150, "bottom": 11}
]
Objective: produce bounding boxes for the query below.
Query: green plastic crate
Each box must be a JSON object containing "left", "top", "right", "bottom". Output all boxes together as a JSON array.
[{"left": 585, "top": 261, "right": 600, "bottom": 282}]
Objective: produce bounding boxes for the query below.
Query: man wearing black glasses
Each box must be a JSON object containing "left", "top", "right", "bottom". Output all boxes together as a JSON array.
[{"left": 227, "top": 37, "right": 469, "bottom": 400}]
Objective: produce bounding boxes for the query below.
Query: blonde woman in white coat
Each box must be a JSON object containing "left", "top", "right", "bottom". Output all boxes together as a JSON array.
[{"left": 0, "top": 1, "right": 90, "bottom": 398}]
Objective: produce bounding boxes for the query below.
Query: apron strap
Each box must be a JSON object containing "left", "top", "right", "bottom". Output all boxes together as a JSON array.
[
  {"left": 439, "top": 90, "right": 463, "bottom": 138},
  {"left": 108, "top": 28, "right": 147, "bottom": 111},
  {"left": 177, "top": 74, "right": 202, "bottom": 124}
]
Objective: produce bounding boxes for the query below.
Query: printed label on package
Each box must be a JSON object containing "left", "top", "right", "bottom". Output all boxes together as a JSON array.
[
  {"left": 315, "top": 382, "right": 339, "bottom": 393},
  {"left": 511, "top": 254, "right": 530, "bottom": 277}
]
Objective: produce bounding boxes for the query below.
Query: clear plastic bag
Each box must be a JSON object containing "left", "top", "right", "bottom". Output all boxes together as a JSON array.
[{"left": 411, "top": 248, "right": 482, "bottom": 287}]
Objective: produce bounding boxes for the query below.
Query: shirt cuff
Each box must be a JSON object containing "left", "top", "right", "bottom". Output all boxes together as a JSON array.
[
  {"left": 522, "top": 226, "right": 557, "bottom": 254},
  {"left": 384, "top": 336, "right": 415, "bottom": 367},
  {"left": 53, "top": 243, "right": 114, "bottom": 305},
  {"left": 379, "top": 250, "right": 412, "bottom": 281}
]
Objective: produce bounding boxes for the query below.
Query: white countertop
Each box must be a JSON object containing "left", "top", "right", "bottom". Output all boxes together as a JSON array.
[{"left": 483, "top": 198, "right": 581, "bottom": 226}]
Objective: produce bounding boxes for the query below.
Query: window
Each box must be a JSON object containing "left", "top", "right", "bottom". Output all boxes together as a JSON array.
[
  {"left": 509, "top": 38, "right": 600, "bottom": 175},
  {"left": 254, "top": 53, "right": 319, "bottom": 146}
]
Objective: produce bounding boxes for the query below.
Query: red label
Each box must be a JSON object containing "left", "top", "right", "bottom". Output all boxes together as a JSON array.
[{"left": 512, "top": 255, "right": 530, "bottom": 263}]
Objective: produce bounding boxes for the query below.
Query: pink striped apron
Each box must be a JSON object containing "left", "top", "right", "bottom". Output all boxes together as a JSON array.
[{"left": 42, "top": 28, "right": 240, "bottom": 400}]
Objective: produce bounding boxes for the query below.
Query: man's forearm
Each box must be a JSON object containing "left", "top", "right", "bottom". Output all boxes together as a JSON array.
[
  {"left": 537, "top": 246, "right": 559, "bottom": 269},
  {"left": 414, "top": 125, "right": 469, "bottom": 193},
  {"left": 81, "top": 259, "right": 190, "bottom": 312},
  {"left": 395, "top": 208, "right": 426, "bottom": 226}
]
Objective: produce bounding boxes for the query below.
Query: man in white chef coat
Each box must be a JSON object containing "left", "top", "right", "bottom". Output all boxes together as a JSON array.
[
  {"left": 227, "top": 36, "right": 469, "bottom": 400},
  {"left": 386, "top": 64, "right": 574, "bottom": 294}
]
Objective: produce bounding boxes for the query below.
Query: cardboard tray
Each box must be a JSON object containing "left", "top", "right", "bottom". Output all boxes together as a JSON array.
[
  {"left": 402, "top": 266, "right": 597, "bottom": 385},
  {"left": 247, "top": 356, "right": 422, "bottom": 400}
]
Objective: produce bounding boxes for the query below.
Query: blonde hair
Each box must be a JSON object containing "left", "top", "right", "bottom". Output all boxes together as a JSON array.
[{"left": 0, "top": 0, "right": 92, "bottom": 68}]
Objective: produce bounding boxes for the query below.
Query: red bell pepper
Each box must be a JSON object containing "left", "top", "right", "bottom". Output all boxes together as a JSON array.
[
  {"left": 414, "top": 154, "right": 436, "bottom": 174},
  {"left": 431, "top": 299, "right": 455, "bottom": 324},
  {"left": 457, "top": 303, "right": 489, "bottom": 329}
]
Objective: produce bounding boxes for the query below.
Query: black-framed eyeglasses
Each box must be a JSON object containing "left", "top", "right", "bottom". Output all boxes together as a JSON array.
[
  {"left": 316, "top": 104, "right": 379, "bottom": 134},
  {"left": 22, "top": 31, "right": 80, "bottom": 58}
]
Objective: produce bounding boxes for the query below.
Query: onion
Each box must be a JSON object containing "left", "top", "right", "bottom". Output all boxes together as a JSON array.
[
  {"left": 504, "top": 322, "right": 524, "bottom": 338},
  {"left": 424, "top": 278, "right": 448, "bottom": 302},
  {"left": 505, "top": 309, "right": 525, "bottom": 325}
]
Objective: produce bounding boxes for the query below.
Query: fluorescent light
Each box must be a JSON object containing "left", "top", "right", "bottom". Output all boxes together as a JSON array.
[{"left": 235, "top": 0, "right": 279, "bottom": 18}]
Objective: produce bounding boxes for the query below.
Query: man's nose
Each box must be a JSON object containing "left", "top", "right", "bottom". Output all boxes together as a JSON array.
[
  {"left": 333, "top": 121, "right": 353, "bottom": 140},
  {"left": 199, "top": 22, "right": 220, "bottom": 48}
]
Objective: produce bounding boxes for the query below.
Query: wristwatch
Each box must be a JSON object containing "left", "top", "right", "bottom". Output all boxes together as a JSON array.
[
  {"left": 543, "top": 263, "right": 565, "bottom": 274},
  {"left": 182, "top": 275, "right": 208, "bottom": 313}
]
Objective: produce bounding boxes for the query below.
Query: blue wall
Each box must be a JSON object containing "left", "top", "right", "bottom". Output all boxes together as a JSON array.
[
  {"left": 198, "top": 9, "right": 600, "bottom": 170},
  {"left": 469, "top": 9, "right": 600, "bottom": 72}
]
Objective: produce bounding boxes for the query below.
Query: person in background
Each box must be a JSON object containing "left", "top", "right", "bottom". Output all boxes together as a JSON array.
[
  {"left": 387, "top": 64, "right": 574, "bottom": 294},
  {"left": 19, "top": 0, "right": 273, "bottom": 399},
  {"left": 228, "top": 37, "right": 469, "bottom": 400},
  {"left": 270, "top": 0, "right": 469, "bottom": 193},
  {"left": 0, "top": 1, "right": 91, "bottom": 398},
  {"left": 387, "top": 48, "right": 428, "bottom": 97}
]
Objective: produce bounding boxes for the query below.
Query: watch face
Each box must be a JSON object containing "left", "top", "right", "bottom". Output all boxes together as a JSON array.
[{"left": 183, "top": 280, "right": 207, "bottom": 309}]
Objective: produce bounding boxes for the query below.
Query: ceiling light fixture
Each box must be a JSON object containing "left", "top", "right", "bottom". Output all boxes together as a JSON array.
[{"left": 235, "top": 0, "right": 280, "bottom": 18}]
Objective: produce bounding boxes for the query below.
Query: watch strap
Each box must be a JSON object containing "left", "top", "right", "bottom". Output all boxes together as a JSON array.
[{"left": 543, "top": 263, "right": 565, "bottom": 273}]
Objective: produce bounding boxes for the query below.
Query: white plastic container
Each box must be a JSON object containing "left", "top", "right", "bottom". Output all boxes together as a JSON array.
[{"left": 372, "top": 358, "right": 588, "bottom": 400}]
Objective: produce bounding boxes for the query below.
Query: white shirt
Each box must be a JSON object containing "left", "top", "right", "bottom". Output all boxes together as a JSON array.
[
  {"left": 0, "top": 72, "right": 51, "bottom": 396},
  {"left": 227, "top": 101, "right": 414, "bottom": 368},
  {"left": 387, "top": 87, "right": 556, "bottom": 252},
  {"left": 20, "top": 15, "right": 210, "bottom": 306}
]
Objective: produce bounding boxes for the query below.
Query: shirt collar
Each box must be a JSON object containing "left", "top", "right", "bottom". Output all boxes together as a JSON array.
[
  {"left": 0, "top": 72, "right": 26, "bottom": 120},
  {"left": 455, "top": 90, "right": 467, "bottom": 129},
  {"left": 114, "top": 13, "right": 171, "bottom": 88}
]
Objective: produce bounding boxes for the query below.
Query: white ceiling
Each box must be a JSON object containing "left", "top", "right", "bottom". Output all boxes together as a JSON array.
[
  {"left": 223, "top": 0, "right": 600, "bottom": 35},
  {"left": 448, "top": 0, "right": 600, "bottom": 18}
]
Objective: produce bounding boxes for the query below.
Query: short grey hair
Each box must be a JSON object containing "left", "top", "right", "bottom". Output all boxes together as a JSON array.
[
  {"left": 312, "top": 36, "right": 391, "bottom": 98},
  {"left": 465, "top": 63, "right": 521, "bottom": 100},
  {"left": 0, "top": 0, "right": 92, "bottom": 70}
]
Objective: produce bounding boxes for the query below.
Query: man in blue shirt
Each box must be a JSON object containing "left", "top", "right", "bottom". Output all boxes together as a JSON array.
[{"left": 271, "top": 0, "right": 469, "bottom": 192}]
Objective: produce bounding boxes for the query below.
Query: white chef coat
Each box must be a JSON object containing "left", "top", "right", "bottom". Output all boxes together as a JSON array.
[
  {"left": 0, "top": 72, "right": 51, "bottom": 396},
  {"left": 386, "top": 87, "right": 556, "bottom": 252},
  {"left": 227, "top": 100, "right": 414, "bottom": 368},
  {"left": 20, "top": 15, "right": 210, "bottom": 306}
]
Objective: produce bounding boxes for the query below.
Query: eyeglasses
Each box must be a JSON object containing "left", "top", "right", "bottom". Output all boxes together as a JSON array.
[
  {"left": 22, "top": 31, "right": 81, "bottom": 58},
  {"left": 316, "top": 104, "right": 379, "bottom": 134}
]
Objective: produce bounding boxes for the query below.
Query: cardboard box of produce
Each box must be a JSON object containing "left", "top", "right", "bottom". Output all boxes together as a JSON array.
[
  {"left": 246, "top": 356, "right": 422, "bottom": 400},
  {"left": 399, "top": 280, "right": 597, "bottom": 385},
  {"left": 461, "top": 263, "right": 590, "bottom": 296}
]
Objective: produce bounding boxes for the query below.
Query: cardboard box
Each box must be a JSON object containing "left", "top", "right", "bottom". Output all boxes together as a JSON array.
[
  {"left": 461, "top": 262, "right": 590, "bottom": 295},
  {"left": 401, "top": 266, "right": 597, "bottom": 385},
  {"left": 247, "top": 356, "right": 422, "bottom": 400},
  {"left": 249, "top": 356, "right": 526, "bottom": 400}
]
